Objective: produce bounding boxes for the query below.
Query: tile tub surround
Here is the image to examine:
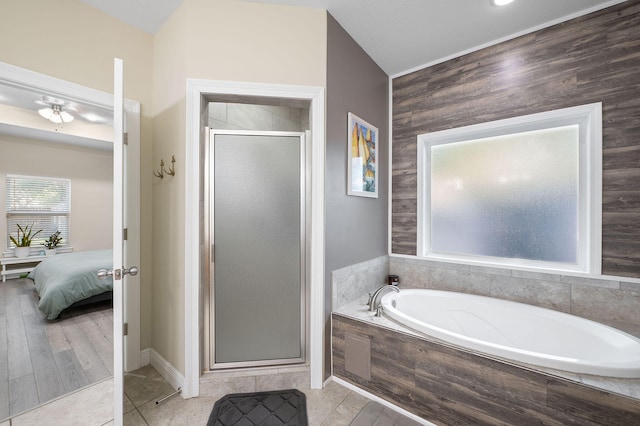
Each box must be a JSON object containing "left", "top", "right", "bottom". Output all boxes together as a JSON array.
[
  {"left": 332, "top": 311, "right": 640, "bottom": 425},
  {"left": 390, "top": 256, "right": 640, "bottom": 338},
  {"left": 331, "top": 255, "right": 389, "bottom": 309}
]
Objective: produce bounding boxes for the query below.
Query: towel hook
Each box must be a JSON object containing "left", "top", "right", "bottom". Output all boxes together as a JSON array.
[
  {"left": 164, "top": 155, "right": 176, "bottom": 176},
  {"left": 153, "top": 159, "right": 164, "bottom": 179}
]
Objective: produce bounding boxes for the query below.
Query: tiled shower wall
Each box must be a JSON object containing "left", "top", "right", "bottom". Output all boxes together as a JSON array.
[
  {"left": 209, "top": 102, "right": 309, "bottom": 132},
  {"left": 390, "top": 256, "right": 640, "bottom": 338}
]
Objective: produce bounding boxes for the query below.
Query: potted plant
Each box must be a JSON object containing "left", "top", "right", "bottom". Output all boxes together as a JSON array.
[
  {"left": 43, "top": 231, "right": 63, "bottom": 256},
  {"left": 10, "top": 224, "right": 42, "bottom": 258}
]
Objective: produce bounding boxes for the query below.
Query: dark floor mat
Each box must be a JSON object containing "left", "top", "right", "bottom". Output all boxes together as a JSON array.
[{"left": 207, "top": 389, "right": 308, "bottom": 426}]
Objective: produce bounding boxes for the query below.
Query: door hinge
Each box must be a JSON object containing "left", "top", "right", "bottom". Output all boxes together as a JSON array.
[
  {"left": 123, "top": 228, "right": 128, "bottom": 240},
  {"left": 123, "top": 322, "right": 128, "bottom": 336},
  {"left": 123, "top": 132, "right": 129, "bottom": 145}
]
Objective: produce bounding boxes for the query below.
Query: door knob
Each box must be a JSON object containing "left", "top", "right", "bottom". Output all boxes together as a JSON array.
[
  {"left": 97, "top": 266, "right": 138, "bottom": 279},
  {"left": 124, "top": 266, "right": 139, "bottom": 276},
  {"left": 97, "top": 269, "right": 113, "bottom": 279}
]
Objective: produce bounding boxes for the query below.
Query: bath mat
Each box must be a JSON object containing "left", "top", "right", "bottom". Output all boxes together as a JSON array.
[{"left": 206, "top": 389, "right": 308, "bottom": 426}]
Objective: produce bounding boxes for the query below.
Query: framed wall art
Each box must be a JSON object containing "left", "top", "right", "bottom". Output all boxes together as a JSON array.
[{"left": 347, "top": 112, "right": 378, "bottom": 198}]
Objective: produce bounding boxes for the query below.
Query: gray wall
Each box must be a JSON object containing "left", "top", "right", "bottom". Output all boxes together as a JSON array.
[{"left": 325, "top": 14, "right": 389, "bottom": 378}]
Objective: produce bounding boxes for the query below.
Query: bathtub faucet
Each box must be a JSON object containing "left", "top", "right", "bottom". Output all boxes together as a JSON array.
[{"left": 367, "top": 285, "right": 400, "bottom": 312}]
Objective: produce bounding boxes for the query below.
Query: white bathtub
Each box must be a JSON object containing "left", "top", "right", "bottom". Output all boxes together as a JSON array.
[{"left": 380, "top": 289, "right": 640, "bottom": 378}]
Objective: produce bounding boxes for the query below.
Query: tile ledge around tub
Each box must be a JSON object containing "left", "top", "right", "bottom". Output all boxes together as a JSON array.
[{"left": 333, "top": 294, "right": 640, "bottom": 402}]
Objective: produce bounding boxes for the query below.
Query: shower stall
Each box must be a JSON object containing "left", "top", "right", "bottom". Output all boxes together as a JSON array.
[{"left": 207, "top": 127, "right": 309, "bottom": 370}]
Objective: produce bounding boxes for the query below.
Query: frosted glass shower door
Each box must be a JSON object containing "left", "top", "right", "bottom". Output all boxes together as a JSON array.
[{"left": 211, "top": 131, "right": 305, "bottom": 368}]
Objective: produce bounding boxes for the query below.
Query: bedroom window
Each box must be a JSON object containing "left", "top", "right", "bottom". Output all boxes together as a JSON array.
[
  {"left": 6, "top": 174, "right": 71, "bottom": 248},
  {"left": 417, "top": 103, "right": 602, "bottom": 274}
]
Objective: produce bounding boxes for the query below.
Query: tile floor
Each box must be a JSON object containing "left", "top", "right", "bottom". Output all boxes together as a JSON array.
[{"left": 2, "top": 365, "right": 426, "bottom": 425}]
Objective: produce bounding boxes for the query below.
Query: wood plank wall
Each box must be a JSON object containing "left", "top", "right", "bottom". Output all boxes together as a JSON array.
[
  {"left": 333, "top": 314, "right": 640, "bottom": 425},
  {"left": 391, "top": 0, "right": 640, "bottom": 277}
]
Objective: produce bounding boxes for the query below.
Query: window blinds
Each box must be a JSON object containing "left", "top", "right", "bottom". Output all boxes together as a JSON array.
[{"left": 6, "top": 174, "right": 71, "bottom": 248}]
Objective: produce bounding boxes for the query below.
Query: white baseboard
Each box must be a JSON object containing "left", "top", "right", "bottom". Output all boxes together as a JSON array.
[
  {"left": 148, "top": 348, "right": 185, "bottom": 392},
  {"left": 140, "top": 348, "right": 150, "bottom": 367},
  {"left": 323, "top": 376, "right": 333, "bottom": 388},
  {"left": 331, "top": 376, "right": 435, "bottom": 426}
]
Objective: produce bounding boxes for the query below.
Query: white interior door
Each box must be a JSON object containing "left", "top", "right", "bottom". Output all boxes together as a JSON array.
[
  {"left": 113, "top": 58, "right": 142, "bottom": 425},
  {"left": 112, "top": 57, "right": 126, "bottom": 425},
  {"left": 113, "top": 57, "right": 142, "bottom": 425},
  {"left": 112, "top": 57, "right": 142, "bottom": 425}
]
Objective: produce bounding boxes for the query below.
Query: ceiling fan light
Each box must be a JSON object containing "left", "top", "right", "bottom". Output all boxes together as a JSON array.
[
  {"left": 38, "top": 107, "right": 53, "bottom": 119},
  {"left": 36, "top": 101, "right": 75, "bottom": 124},
  {"left": 50, "top": 112, "right": 63, "bottom": 124},
  {"left": 60, "top": 111, "right": 74, "bottom": 123}
]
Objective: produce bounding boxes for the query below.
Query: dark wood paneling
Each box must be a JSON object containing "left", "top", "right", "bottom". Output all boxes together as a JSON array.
[
  {"left": 332, "top": 314, "right": 640, "bottom": 425},
  {"left": 391, "top": 0, "right": 640, "bottom": 277},
  {"left": 547, "top": 379, "right": 640, "bottom": 425}
]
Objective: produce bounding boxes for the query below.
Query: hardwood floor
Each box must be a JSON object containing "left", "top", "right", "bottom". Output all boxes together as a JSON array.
[{"left": 0, "top": 277, "right": 113, "bottom": 421}]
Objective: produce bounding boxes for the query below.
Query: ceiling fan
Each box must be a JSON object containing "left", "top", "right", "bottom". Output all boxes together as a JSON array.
[{"left": 34, "top": 96, "right": 77, "bottom": 124}]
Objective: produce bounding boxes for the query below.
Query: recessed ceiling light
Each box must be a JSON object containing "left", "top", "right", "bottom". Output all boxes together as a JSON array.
[{"left": 493, "top": 0, "right": 514, "bottom": 6}]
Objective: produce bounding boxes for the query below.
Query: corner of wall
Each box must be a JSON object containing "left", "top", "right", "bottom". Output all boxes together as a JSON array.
[{"left": 332, "top": 255, "right": 390, "bottom": 310}]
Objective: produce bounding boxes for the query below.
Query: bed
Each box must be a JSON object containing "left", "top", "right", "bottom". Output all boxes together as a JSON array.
[{"left": 28, "top": 249, "right": 114, "bottom": 320}]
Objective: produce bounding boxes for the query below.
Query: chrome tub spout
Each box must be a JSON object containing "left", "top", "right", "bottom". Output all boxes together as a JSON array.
[{"left": 367, "top": 285, "right": 400, "bottom": 312}]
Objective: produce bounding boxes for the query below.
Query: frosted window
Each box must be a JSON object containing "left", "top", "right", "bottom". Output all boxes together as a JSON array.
[
  {"left": 417, "top": 103, "right": 602, "bottom": 274},
  {"left": 430, "top": 126, "right": 578, "bottom": 262}
]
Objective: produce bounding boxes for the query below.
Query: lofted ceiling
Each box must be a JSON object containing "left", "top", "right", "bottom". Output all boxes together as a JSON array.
[
  {"left": 80, "top": 0, "right": 625, "bottom": 76},
  {"left": 1, "top": 0, "right": 626, "bottom": 146}
]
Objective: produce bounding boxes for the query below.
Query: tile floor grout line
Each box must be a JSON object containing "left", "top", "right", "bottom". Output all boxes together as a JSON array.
[
  {"left": 318, "top": 387, "right": 355, "bottom": 425},
  {"left": 137, "top": 406, "right": 150, "bottom": 425}
]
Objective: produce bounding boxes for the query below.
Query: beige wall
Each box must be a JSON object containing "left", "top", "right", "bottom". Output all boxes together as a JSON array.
[
  {"left": 151, "top": 0, "right": 326, "bottom": 373},
  {"left": 0, "top": 0, "right": 153, "bottom": 103},
  {"left": 0, "top": 135, "right": 113, "bottom": 251},
  {"left": 0, "top": 0, "right": 154, "bottom": 349},
  {"left": 1, "top": 0, "right": 328, "bottom": 377}
]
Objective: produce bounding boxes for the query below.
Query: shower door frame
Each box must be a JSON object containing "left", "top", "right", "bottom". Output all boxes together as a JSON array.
[{"left": 207, "top": 129, "right": 310, "bottom": 370}]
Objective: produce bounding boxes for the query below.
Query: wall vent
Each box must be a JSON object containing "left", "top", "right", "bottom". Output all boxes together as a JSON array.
[{"left": 344, "top": 333, "right": 371, "bottom": 380}]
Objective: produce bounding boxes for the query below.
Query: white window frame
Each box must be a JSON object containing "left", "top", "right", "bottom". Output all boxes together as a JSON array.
[
  {"left": 6, "top": 174, "right": 71, "bottom": 249},
  {"left": 417, "top": 103, "right": 602, "bottom": 275}
]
